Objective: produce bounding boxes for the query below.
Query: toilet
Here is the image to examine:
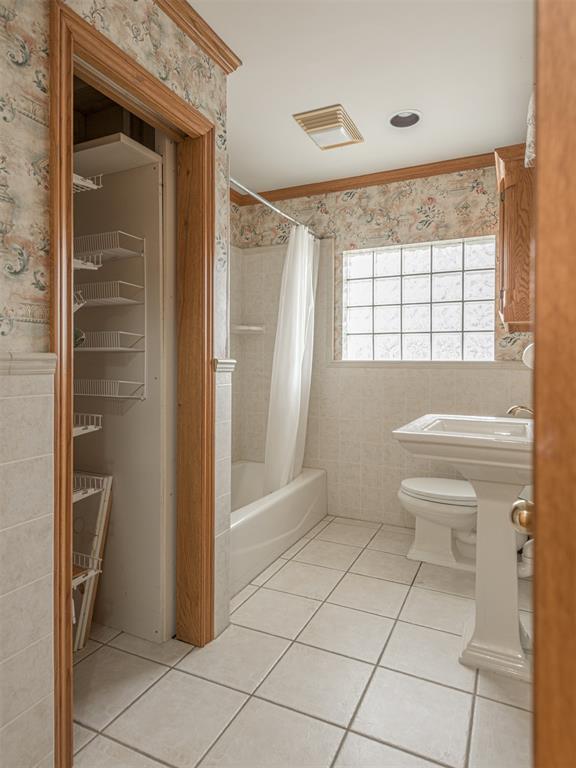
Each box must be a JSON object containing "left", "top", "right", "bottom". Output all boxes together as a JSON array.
[
  {"left": 399, "top": 477, "right": 526, "bottom": 572},
  {"left": 398, "top": 477, "right": 479, "bottom": 571}
]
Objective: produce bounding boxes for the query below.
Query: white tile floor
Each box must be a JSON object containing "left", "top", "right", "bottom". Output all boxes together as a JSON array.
[{"left": 73, "top": 516, "right": 533, "bottom": 768}]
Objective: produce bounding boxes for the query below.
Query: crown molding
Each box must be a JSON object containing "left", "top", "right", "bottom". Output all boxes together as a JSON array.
[
  {"left": 154, "top": 0, "right": 242, "bottom": 75},
  {"left": 229, "top": 149, "right": 501, "bottom": 206},
  {"left": 229, "top": 187, "right": 245, "bottom": 206}
]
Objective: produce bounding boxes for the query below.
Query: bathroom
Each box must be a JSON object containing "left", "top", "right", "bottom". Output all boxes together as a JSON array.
[{"left": 1, "top": 0, "right": 574, "bottom": 766}]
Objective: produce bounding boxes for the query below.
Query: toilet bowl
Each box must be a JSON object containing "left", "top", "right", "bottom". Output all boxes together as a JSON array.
[
  {"left": 399, "top": 477, "right": 526, "bottom": 572},
  {"left": 398, "top": 477, "right": 479, "bottom": 571}
]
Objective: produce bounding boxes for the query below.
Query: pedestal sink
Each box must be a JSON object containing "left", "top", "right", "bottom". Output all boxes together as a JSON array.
[{"left": 393, "top": 414, "right": 533, "bottom": 680}]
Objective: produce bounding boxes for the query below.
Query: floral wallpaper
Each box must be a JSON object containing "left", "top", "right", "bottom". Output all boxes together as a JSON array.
[
  {"left": 230, "top": 168, "right": 532, "bottom": 361},
  {"left": 0, "top": 0, "right": 230, "bottom": 356}
]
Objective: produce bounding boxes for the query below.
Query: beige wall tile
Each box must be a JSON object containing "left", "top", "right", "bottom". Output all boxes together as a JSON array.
[
  {"left": 0, "top": 373, "right": 53, "bottom": 397},
  {"left": 0, "top": 634, "right": 53, "bottom": 728},
  {"left": 0, "top": 694, "right": 53, "bottom": 768},
  {"left": 0, "top": 515, "right": 52, "bottom": 596},
  {"left": 0, "top": 395, "right": 53, "bottom": 463},
  {"left": 0, "top": 574, "right": 52, "bottom": 663},
  {"left": 0, "top": 454, "right": 53, "bottom": 530}
]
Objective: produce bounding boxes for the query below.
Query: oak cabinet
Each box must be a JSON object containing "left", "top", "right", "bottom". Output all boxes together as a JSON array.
[{"left": 495, "top": 144, "right": 535, "bottom": 331}]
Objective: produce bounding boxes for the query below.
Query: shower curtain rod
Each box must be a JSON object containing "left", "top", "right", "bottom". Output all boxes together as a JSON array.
[{"left": 230, "top": 177, "right": 323, "bottom": 239}]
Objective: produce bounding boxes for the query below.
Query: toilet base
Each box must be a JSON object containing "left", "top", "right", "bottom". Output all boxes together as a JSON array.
[{"left": 407, "top": 517, "right": 476, "bottom": 572}]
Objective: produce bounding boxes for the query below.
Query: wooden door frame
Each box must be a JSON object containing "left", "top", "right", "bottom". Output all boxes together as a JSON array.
[
  {"left": 50, "top": 2, "right": 216, "bottom": 765},
  {"left": 535, "top": 0, "right": 576, "bottom": 764}
]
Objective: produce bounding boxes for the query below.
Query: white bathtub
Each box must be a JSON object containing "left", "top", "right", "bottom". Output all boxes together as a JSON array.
[{"left": 230, "top": 461, "right": 327, "bottom": 595}]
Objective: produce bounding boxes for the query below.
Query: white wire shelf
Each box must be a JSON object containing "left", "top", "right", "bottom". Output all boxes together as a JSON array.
[
  {"left": 232, "top": 324, "right": 266, "bottom": 335},
  {"left": 75, "top": 280, "right": 144, "bottom": 307},
  {"left": 74, "top": 379, "right": 145, "bottom": 399},
  {"left": 72, "top": 552, "right": 102, "bottom": 589},
  {"left": 73, "top": 472, "right": 107, "bottom": 503},
  {"left": 75, "top": 330, "right": 144, "bottom": 352},
  {"left": 73, "top": 290, "right": 86, "bottom": 313},
  {"left": 73, "top": 413, "right": 103, "bottom": 438},
  {"left": 74, "top": 253, "right": 102, "bottom": 271},
  {"left": 73, "top": 174, "right": 103, "bottom": 194},
  {"left": 74, "top": 230, "right": 144, "bottom": 262}
]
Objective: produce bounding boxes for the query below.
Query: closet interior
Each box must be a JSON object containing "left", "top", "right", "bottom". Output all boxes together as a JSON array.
[{"left": 71, "top": 77, "right": 178, "bottom": 654}]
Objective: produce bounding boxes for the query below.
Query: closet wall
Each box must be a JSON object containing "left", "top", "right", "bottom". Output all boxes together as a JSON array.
[{"left": 73, "top": 145, "right": 177, "bottom": 642}]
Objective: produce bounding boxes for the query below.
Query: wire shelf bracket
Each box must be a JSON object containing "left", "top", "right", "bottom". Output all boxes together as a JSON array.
[{"left": 73, "top": 413, "right": 103, "bottom": 438}]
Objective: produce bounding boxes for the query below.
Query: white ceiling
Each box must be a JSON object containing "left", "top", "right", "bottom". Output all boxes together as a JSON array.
[{"left": 193, "top": 0, "right": 534, "bottom": 192}]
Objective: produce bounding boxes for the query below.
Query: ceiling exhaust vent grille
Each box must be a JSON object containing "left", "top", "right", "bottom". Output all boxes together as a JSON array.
[{"left": 293, "top": 104, "right": 363, "bottom": 150}]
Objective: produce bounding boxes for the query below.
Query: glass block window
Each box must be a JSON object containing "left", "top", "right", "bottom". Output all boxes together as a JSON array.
[{"left": 342, "top": 236, "right": 496, "bottom": 361}]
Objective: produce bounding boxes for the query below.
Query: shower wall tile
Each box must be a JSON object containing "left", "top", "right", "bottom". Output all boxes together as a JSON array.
[
  {"left": 0, "top": 354, "right": 56, "bottom": 768},
  {"left": 230, "top": 246, "right": 532, "bottom": 526}
]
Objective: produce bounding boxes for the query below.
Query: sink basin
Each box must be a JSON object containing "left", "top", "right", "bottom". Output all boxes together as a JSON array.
[
  {"left": 393, "top": 414, "right": 533, "bottom": 484},
  {"left": 393, "top": 413, "right": 534, "bottom": 680}
]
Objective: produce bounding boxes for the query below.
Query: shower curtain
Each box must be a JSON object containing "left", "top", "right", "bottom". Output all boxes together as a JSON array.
[{"left": 263, "top": 225, "right": 319, "bottom": 494}]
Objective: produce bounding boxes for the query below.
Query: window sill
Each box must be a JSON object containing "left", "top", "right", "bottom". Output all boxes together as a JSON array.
[{"left": 327, "top": 360, "right": 526, "bottom": 370}]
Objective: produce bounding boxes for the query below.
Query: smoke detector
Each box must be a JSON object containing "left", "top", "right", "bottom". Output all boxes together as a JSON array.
[{"left": 293, "top": 104, "right": 363, "bottom": 150}]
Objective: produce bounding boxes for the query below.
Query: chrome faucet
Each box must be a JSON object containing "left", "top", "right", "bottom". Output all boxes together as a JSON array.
[{"left": 507, "top": 404, "right": 534, "bottom": 417}]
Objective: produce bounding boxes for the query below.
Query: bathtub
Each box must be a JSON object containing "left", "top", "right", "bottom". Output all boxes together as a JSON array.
[{"left": 230, "top": 461, "right": 327, "bottom": 595}]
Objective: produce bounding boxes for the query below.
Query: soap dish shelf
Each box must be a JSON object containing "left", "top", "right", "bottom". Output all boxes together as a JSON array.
[{"left": 232, "top": 324, "right": 266, "bottom": 335}]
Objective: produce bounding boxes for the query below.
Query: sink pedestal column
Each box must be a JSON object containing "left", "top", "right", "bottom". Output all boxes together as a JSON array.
[{"left": 459, "top": 479, "right": 531, "bottom": 681}]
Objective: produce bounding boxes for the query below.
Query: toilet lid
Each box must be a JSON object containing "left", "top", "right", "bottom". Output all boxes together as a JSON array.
[{"left": 401, "top": 477, "right": 477, "bottom": 507}]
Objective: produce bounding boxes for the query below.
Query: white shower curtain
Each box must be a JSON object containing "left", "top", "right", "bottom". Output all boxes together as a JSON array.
[{"left": 263, "top": 225, "right": 319, "bottom": 494}]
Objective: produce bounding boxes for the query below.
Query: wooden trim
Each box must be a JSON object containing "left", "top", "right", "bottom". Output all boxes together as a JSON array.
[
  {"left": 50, "top": 5, "right": 73, "bottom": 764},
  {"left": 494, "top": 143, "right": 527, "bottom": 163},
  {"left": 154, "top": 0, "right": 242, "bottom": 74},
  {"left": 230, "top": 187, "right": 245, "bottom": 207},
  {"left": 176, "top": 133, "right": 215, "bottom": 645},
  {"left": 535, "top": 0, "right": 576, "bottom": 763},
  {"left": 230, "top": 150, "right": 498, "bottom": 205},
  {"left": 59, "top": 4, "right": 213, "bottom": 139},
  {"left": 51, "top": 2, "right": 217, "bottom": 764}
]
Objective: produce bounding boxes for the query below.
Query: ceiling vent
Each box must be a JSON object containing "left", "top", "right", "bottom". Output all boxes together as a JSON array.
[{"left": 293, "top": 104, "right": 363, "bottom": 150}]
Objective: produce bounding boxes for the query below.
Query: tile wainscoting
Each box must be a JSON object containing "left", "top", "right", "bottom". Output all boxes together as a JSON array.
[
  {"left": 214, "top": 359, "right": 236, "bottom": 637},
  {"left": 230, "top": 244, "right": 532, "bottom": 525},
  {"left": 0, "top": 352, "right": 56, "bottom": 768}
]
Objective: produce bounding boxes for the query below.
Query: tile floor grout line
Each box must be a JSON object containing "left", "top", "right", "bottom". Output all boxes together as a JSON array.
[
  {"left": 92, "top": 732, "right": 179, "bottom": 768},
  {"left": 464, "top": 670, "right": 480, "bottom": 768},
  {"left": 191, "top": 579, "right": 331, "bottom": 768},
  {"left": 328, "top": 560, "right": 425, "bottom": 768},
  {"left": 375, "top": 662, "right": 476, "bottom": 695},
  {"left": 75, "top": 666, "right": 172, "bottom": 740},
  {"left": 189, "top": 519, "right": 379, "bottom": 768},
  {"left": 346, "top": 727, "right": 456, "bottom": 768},
  {"left": 76, "top": 517, "right": 532, "bottom": 767}
]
